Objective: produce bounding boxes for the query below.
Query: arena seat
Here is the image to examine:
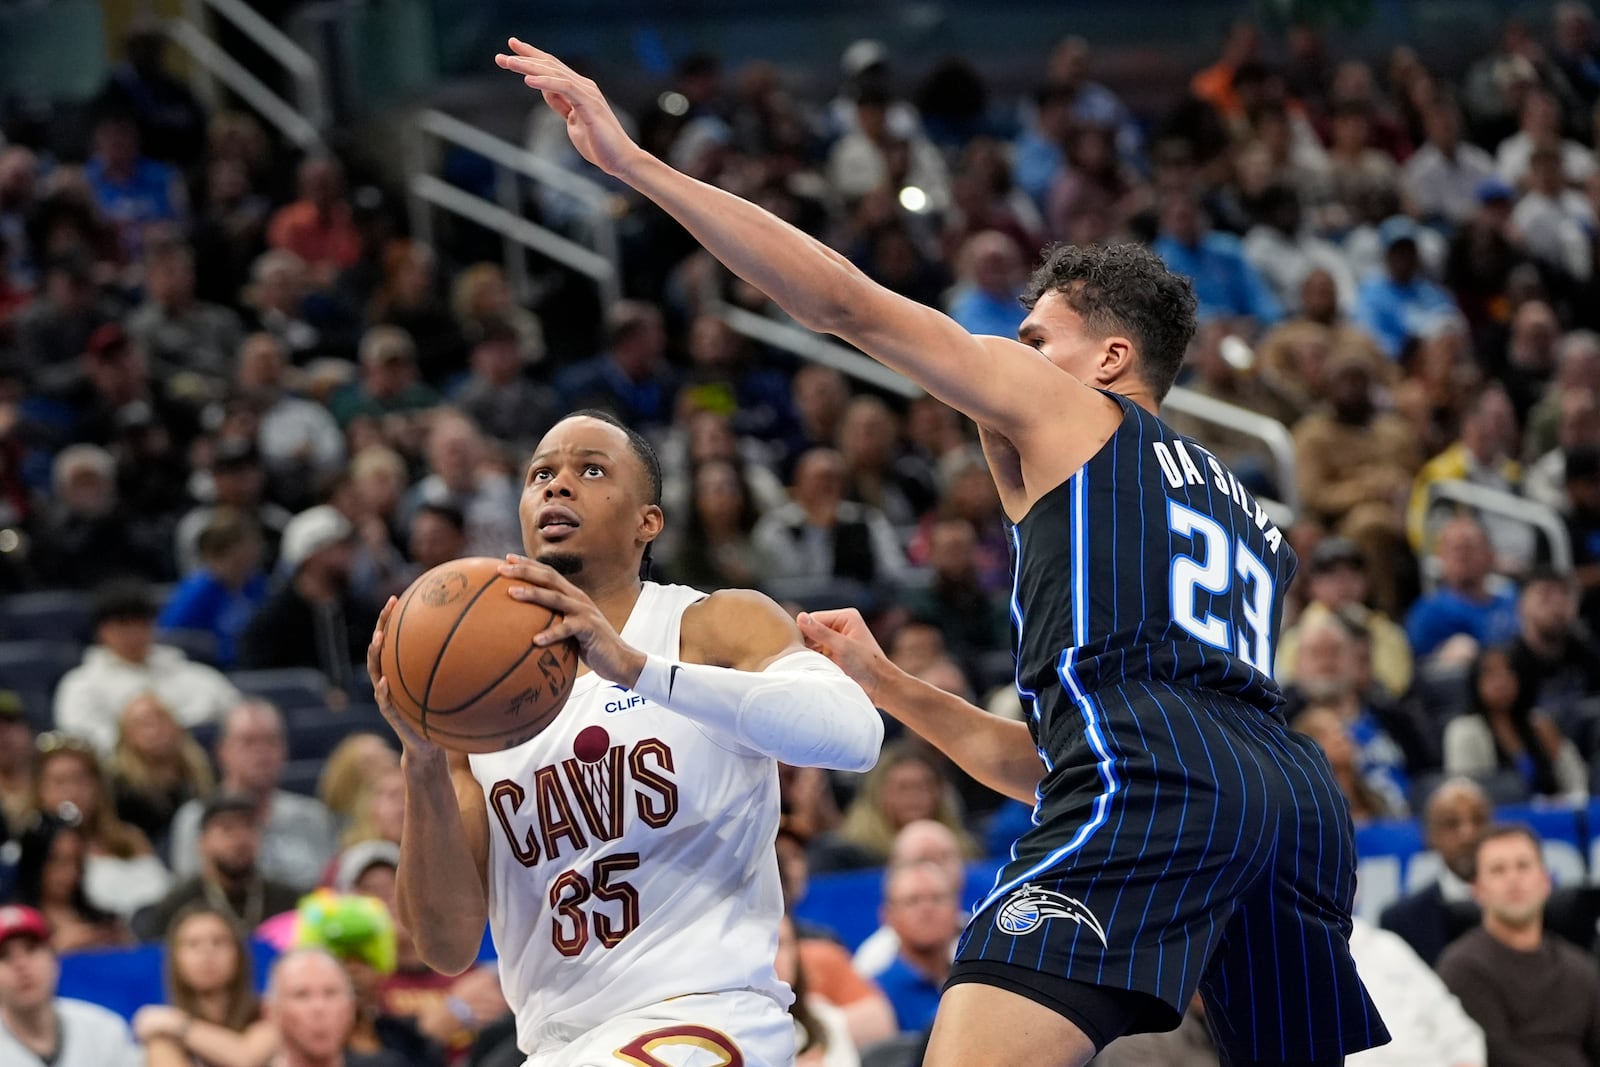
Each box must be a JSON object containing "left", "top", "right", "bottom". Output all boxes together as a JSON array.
[
  {"left": 284, "top": 703, "right": 392, "bottom": 761},
  {"left": 227, "top": 667, "right": 334, "bottom": 709},
  {"left": 156, "top": 627, "right": 220, "bottom": 666},
  {"left": 0, "top": 640, "right": 83, "bottom": 726},
  {"left": 278, "top": 757, "right": 326, "bottom": 797},
  {"left": 0, "top": 590, "right": 91, "bottom": 643}
]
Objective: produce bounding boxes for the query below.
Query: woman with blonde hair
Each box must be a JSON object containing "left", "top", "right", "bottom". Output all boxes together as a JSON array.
[
  {"left": 133, "top": 902, "right": 279, "bottom": 1067},
  {"left": 317, "top": 732, "right": 397, "bottom": 834},
  {"left": 33, "top": 734, "right": 172, "bottom": 916},
  {"left": 108, "top": 693, "right": 216, "bottom": 849},
  {"left": 339, "top": 764, "right": 404, "bottom": 848},
  {"left": 450, "top": 261, "right": 545, "bottom": 361},
  {"left": 832, "top": 741, "right": 979, "bottom": 867}
]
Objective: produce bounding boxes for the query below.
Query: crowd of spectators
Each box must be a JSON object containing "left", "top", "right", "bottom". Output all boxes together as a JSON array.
[{"left": 3, "top": 5, "right": 1600, "bottom": 1067}]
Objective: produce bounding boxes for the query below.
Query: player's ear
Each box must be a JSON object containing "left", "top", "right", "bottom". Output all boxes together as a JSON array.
[
  {"left": 637, "top": 503, "right": 665, "bottom": 548},
  {"left": 1095, "top": 336, "right": 1136, "bottom": 386}
]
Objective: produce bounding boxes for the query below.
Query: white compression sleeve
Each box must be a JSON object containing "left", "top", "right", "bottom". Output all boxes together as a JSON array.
[{"left": 632, "top": 649, "right": 883, "bottom": 771}]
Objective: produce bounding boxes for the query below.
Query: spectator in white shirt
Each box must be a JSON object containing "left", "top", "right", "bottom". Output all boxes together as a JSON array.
[
  {"left": 0, "top": 905, "right": 143, "bottom": 1067},
  {"left": 234, "top": 331, "right": 346, "bottom": 506},
  {"left": 1497, "top": 87, "right": 1597, "bottom": 188},
  {"left": 1402, "top": 99, "right": 1500, "bottom": 226},
  {"left": 1243, "top": 183, "right": 1359, "bottom": 314},
  {"left": 1344, "top": 916, "right": 1486, "bottom": 1067},
  {"left": 1512, "top": 141, "right": 1596, "bottom": 281}
]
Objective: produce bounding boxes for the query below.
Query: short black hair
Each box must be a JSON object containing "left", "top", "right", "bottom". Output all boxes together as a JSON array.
[
  {"left": 1021, "top": 243, "right": 1198, "bottom": 401},
  {"left": 415, "top": 502, "right": 466, "bottom": 534},
  {"left": 1471, "top": 822, "right": 1545, "bottom": 878},
  {"left": 90, "top": 578, "right": 158, "bottom": 628}
]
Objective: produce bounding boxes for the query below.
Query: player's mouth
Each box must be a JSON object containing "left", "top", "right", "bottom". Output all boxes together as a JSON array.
[{"left": 537, "top": 505, "right": 581, "bottom": 542}]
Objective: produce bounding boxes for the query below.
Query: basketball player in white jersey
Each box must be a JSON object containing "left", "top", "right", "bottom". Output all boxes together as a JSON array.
[{"left": 367, "top": 410, "right": 884, "bottom": 1067}]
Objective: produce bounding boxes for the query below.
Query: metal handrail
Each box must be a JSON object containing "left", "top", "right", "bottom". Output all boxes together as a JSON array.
[
  {"left": 1162, "top": 387, "right": 1300, "bottom": 516},
  {"left": 164, "top": 21, "right": 324, "bottom": 152},
  {"left": 711, "top": 302, "right": 921, "bottom": 399},
  {"left": 185, "top": 0, "right": 328, "bottom": 131},
  {"left": 1424, "top": 478, "right": 1573, "bottom": 573}
]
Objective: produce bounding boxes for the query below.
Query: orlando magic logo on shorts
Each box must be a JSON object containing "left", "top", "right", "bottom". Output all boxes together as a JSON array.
[{"left": 995, "top": 885, "right": 1108, "bottom": 946}]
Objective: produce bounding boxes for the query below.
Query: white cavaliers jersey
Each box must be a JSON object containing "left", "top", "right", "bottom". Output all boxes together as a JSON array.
[{"left": 468, "top": 582, "right": 792, "bottom": 1055}]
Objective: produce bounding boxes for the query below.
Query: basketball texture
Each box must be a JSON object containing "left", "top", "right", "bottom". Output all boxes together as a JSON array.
[{"left": 379, "top": 557, "right": 578, "bottom": 753}]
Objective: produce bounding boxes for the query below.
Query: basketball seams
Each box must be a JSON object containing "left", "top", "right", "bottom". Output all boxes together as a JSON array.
[
  {"left": 388, "top": 583, "right": 427, "bottom": 725},
  {"left": 420, "top": 570, "right": 508, "bottom": 728},
  {"left": 427, "top": 605, "right": 559, "bottom": 717}
]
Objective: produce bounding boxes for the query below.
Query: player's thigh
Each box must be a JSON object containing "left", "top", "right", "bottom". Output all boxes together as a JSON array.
[{"left": 924, "top": 982, "right": 1097, "bottom": 1067}]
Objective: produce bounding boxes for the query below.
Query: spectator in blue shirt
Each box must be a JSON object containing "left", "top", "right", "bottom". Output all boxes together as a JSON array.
[
  {"left": 1355, "top": 216, "right": 1461, "bottom": 359},
  {"left": 945, "top": 231, "right": 1026, "bottom": 339},
  {"left": 1152, "top": 191, "right": 1283, "bottom": 329},
  {"left": 157, "top": 507, "right": 268, "bottom": 669},
  {"left": 84, "top": 112, "right": 186, "bottom": 264},
  {"left": 1405, "top": 515, "right": 1520, "bottom": 664},
  {"left": 1012, "top": 83, "right": 1075, "bottom": 209},
  {"left": 555, "top": 301, "right": 679, "bottom": 433},
  {"left": 873, "top": 861, "right": 963, "bottom": 1034}
]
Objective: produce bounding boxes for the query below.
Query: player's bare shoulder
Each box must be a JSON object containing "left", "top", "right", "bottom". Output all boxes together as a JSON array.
[{"left": 679, "top": 588, "right": 804, "bottom": 672}]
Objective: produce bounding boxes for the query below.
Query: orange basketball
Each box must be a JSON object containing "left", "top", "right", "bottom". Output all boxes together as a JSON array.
[{"left": 379, "top": 557, "right": 579, "bottom": 753}]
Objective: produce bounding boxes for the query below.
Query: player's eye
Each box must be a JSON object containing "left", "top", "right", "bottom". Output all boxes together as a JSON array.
[
  {"left": 584, "top": 464, "right": 605, "bottom": 477},
  {"left": 530, "top": 468, "right": 551, "bottom": 482}
]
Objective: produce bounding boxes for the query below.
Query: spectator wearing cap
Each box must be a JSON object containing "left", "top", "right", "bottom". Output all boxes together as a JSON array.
[
  {"left": 176, "top": 437, "right": 292, "bottom": 576},
  {"left": 1277, "top": 537, "right": 1414, "bottom": 699},
  {"left": 53, "top": 578, "right": 239, "bottom": 756},
  {"left": 133, "top": 791, "right": 302, "bottom": 941},
  {"left": 449, "top": 316, "right": 559, "bottom": 455},
  {"left": 397, "top": 411, "right": 521, "bottom": 560},
  {"left": 1564, "top": 443, "right": 1600, "bottom": 632},
  {"left": 1405, "top": 514, "right": 1520, "bottom": 664},
  {"left": 0, "top": 692, "right": 34, "bottom": 831},
  {"left": 168, "top": 701, "right": 337, "bottom": 894},
  {"left": 0, "top": 905, "right": 142, "bottom": 1067},
  {"left": 237, "top": 504, "right": 376, "bottom": 689},
  {"left": 268, "top": 158, "right": 362, "bottom": 286},
  {"left": 126, "top": 240, "right": 245, "bottom": 384},
  {"left": 53, "top": 321, "right": 199, "bottom": 452},
  {"left": 326, "top": 325, "right": 442, "bottom": 431},
  {"left": 14, "top": 254, "right": 123, "bottom": 375},
  {"left": 1511, "top": 140, "right": 1595, "bottom": 282},
  {"left": 554, "top": 302, "right": 679, "bottom": 434},
  {"left": 157, "top": 507, "right": 269, "bottom": 669},
  {"left": 1151, "top": 188, "right": 1283, "bottom": 329},
  {"left": 1402, "top": 98, "right": 1502, "bottom": 227},
  {"left": 1354, "top": 217, "right": 1461, "bottom": 359}
]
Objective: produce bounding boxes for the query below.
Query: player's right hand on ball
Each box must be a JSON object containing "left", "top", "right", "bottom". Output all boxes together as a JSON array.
[
  {"left": 368, "top": 596, "right": 437, "bottom": 757},
  {"left": 796, "top": 608, "right": 892, "bottom": 705}
]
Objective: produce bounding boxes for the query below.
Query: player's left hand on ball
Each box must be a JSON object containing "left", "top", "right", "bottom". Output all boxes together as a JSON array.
[{"left": 499, "top": 555, "right": 646, "bottom": 685}]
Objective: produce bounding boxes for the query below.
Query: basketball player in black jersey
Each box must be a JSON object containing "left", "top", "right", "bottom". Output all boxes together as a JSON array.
[{"left": 497, "top": 40, "right": 1389, "bottom": 1067}]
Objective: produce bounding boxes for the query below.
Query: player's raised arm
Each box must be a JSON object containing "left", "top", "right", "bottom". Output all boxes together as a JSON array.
[
  {"left": 494, "top": 40, "right": 1091, "bottom": 440},
  {"left": 797, "top": 609, "right": 1044, "bottom": 804}
]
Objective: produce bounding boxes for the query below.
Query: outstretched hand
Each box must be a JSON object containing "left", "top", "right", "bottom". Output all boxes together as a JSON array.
[
  {"left": 495, "top": 38, "right": 645, "bottom": 179},
  {"left": 795, "top": 608, "right": 893, "bottom": 706}
]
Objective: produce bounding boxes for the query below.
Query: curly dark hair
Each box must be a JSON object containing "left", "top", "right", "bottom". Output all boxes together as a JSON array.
[{"left": 1021, "top": 243, "right": 1198, "bottom": 401}]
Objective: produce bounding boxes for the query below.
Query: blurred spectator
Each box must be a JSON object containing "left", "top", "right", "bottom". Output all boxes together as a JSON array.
[
  {"left": 1013, "top": 83, "right": 1075, "bottom": 209},
  {"left": 945, "top": 231, "right": 1026, "bottom": 339},
  {"left": 405, "top": 504, "right": 467, "bottom": 578},
  {"left": 158, "top": 507, "right": 270, "bottom": 669},
  {"left": 1443, "top": 646, "right": 1588, "bottom": 800},
  {"left": 1507, "top": 567, "right": 1600, "bottom": 753},
  {"left": 676, "top": 313, "right": 795, "bottom": 444},
  {"left": 326, "top": 326, "right": 442, "bottom": 432},
  {"left": 53, "top": 578, "right": 239, "bottom": 756},
  {"left": 84, "top": 112, "right": 186, "bottom": 264},
  {"left": 1190, "top": 21, "right": 1262, "bottom": 121},
  {"left": 1403, "top": 98, "right": 1502, "bottom": 226},
  {"left": 1044, "top": 36, "right": 1142, "bottom": 164},
  {"left": 827, "top": 87, "right": 951, "bottom": 215},
  {"left": 1277, "top": 537, "right": 1414, "bottom": 699},
  {"left": 370, "top": 245, "right": 466, "bottom": 390},
  {"left": 753, "top": 447, "right": 908, "bottom": 594},
  {"left": 32, "top": 738, "right": 170, "bottom": 918},
  {"left": 133, "top": 792, "right": 301, "bottom": 941},
  {"left": 831, "top": 742, "right": 976, "bottom": 870},
  {"left": 662, "top": 459, "right": 770, "bottom": 591},
  {"left": 1404, "top": 516, "right": 1520, "bottom": 663},
  {"left": 235, "top": 332, "right": 347, "bottom": 501},
  {"left": 268, "top": 158, "right": 362, "bottom": 286},
  {"left": 241, "top": 251, "right": 321, "bottom": 361},
  {"left": 450, "top": 317, "right": 558, "bottom": 455},
  {"left": 91, "top": 21, "right": 208, "bottom": 169},
  {"left": 237, "top": 505, "right": 378, "bottom": 688},
  {"left": 1493, "top": 300, "right": 1563, "bottom": 427},
  {"left": 168, "top": 701, "right": 338, "bottom": 892},
  {"left": 659, "top": 409, "right": 788, "bottom": 522},
  {"left": 260, "top": 949, "right": 367, "bottom": 1067},
  {"left": 852, "top": 820, "right": 968, "bottom": 979},
  {"left": 1292, "top": 355, "right": 1422, "bottom": 614},
  {"left": 175, "top": 439, "right": 290, "bottom": 576},
  {"left": 132, "top": 904, "right": 276, "bottom": 1067},
  {"left": 555, "top": 302, "right": 678, "bottom": 433},
  {"left": 1525, "top": 387, "right": 1599, "bottom": 511},
  {"left": 1496, "top": 87, "right": 1596, "bottom": 187},
  {"left": 398, "top": 412, "right": 520, "bottom": 560},
  {"left": 1292, "top": 707, "right": 1406, "bottom": 823},
  {"left": 30, "top": 447, "right": 170, "bottom": 588},
  {"left": 1437, "top": 825, "right": 1600, "bottom": 1066},
  {"left": 1046, "top": 124, "right": 1145, "bottom": 248},
  {"left": 872, "top": 861, "right": 962, "bottom": 1034},
  {"left": 192, "top": 157, "right": 271, "bottom": 311},
  {"left": 105, "top": 693, "right": 215, "bottom": 849},
  {"left": 0, "top": 694, "right": 31, "bottom": 831},
  {"left": 787, "top": 365, "right": 852, "bottom": 470},
  {"left": 15, "top": 254, "right": 123, "bottom": 375},
  {"left": 1393, "top": 320, "right": 1485, "bottom": 460},
  {"left": 1151, "top": 190, "right": 1282, "bottom": 328},
  {"left": 1408, "top": 384, "right": 1532, "bottom": 571},
  {"left": 778, "top": 915, "right": 860, "bottom": 1067},
  {"left": 127, "top": 241, "right": 244, "bottom": 384},
  {"left": 335, "top": 766, "right": 403, "bottom": 856},
  {"left": 1241, "top": 184, "right": 1358, "bottom": 316},
  {"left": 1552, "top": 2, "right": 1600, "bottom": 106},
  {"left": 1342, "top": 916, "right": 1487, "bottom": 1067},
  {"left": 1257, "top": 273, "right": 1389, "bottom": 405},
  {"left": 836, "top": 396, "right": 936, "bottom": 528},
  {"left": 1324, "top": 99, "right": 1401, "bottom": 212},
  {"left": 1511, "top": 142, "right": 1594, "bottom": 282},
  {"left": 316, "top": 734, "right": 397, "bottom": 841},
  {"left": 12, "top": 813, "right": 130, "bottom": 952},
  {"left": 1525, "top": 328, "right": 1600, "bottom": 460},
  {"left": 1567, "top": 444, "right": 1600, "bottom": 630},
  {"left": 1355, "top": 217, "right": 1461, "bottom": 359},
  {"left": 293, "top": 891, "right": 445, "bottom": 1067},
  {"left": 1380, "top": 778, "right": 1492, "bottom": 966},
  {"left": 0, "top": 905, "right": 142, "bottom": 1067},
  {"left": 449, "top": 263, "right": 544, "bottom": 368},
  {"left": 901, "top": 518, "right": 1008, "bottom": 664}
]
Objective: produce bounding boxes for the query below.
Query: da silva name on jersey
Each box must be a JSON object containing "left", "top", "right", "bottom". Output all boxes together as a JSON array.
[{"left": 1149, "top": 439, "right": 1285, "bottom": 555}]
